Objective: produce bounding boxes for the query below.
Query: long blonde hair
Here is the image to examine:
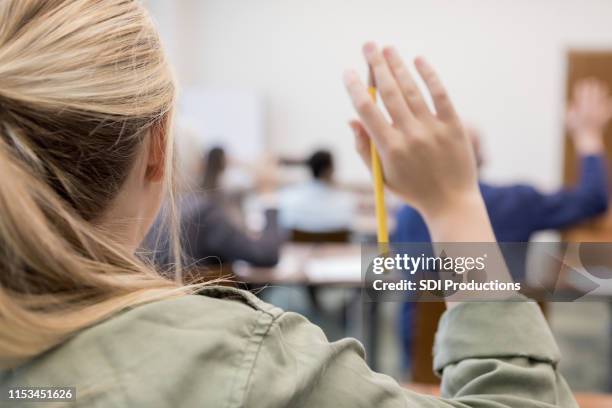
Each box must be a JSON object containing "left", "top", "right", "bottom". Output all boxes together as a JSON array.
[{"left": 0, "top": 0, "right": 193, "bottom": 368}]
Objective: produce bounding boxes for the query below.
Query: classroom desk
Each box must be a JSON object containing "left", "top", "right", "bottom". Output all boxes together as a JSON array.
[
  {"left": 233, "top": 243, "right": 362, "bottom": 285},
  {"left": 404, "top": 383, "right": 612, "bottom": 407},
  {"left": 233, "top": 243, "right": 385, "bottom": 369}
]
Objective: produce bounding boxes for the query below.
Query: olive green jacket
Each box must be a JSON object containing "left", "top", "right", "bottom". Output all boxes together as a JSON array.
[{"left": 1, "top": 287, "right": 577, "bottom": 407}]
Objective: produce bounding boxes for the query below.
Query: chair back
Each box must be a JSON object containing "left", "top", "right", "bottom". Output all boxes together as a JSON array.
[{"left": 290, "top": 229, "right": 351, "bottom": 243}]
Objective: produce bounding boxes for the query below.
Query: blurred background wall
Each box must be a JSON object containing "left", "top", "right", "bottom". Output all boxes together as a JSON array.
[{"left": 147, "top": 0, "right": 612, "bottom": 186}]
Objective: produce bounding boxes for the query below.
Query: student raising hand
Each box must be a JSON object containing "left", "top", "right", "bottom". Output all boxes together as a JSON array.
[
  {"left": 567, "top": 78, "right": 612, "bottom": 155},
  {"left": 0, "top": 0, "right": 577, "bottom": 402},
  {"left": 345, "top": 43, "right": 495, "bottom": 243}
]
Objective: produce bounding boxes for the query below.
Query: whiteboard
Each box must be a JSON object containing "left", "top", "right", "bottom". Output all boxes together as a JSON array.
[{"left": 178, "top": 88, "right": 266, "bottom": 161}]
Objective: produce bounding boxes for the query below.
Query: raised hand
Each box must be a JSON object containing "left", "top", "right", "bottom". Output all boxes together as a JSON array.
[
  {"left": 344, "top": 42, "right": 479, "bottom": 220},
  {"left": 567, "top": 78, "right": 612, "bottom": 155}
]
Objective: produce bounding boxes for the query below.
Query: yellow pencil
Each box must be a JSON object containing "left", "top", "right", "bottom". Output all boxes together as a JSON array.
[{"left": 367, "top": 68, "right": 389, "bottom": 245}]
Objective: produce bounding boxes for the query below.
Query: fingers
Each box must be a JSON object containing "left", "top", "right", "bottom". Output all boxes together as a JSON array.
[
  {"left": 573, "top": 78, "right": 611, "bottom": 111},
  {"left": 573, "top": 79, "right": 592, "bottom": 109},
  {"left": 345, "top": 44, "right": 460, "bottom": 150},
  {"left": 343, "top": 69, "right": 393, "bottom": 147},
  {"left": 583, "top": 79, "right": 601, "bottom": 104},
  {"left": 362, "top": 42, "right": 414, "bottom": 129},
  {"left": 414, "top": 56, "right": 458, "bottom": 122},
  {"left": 382, "top": 46, "right": 431, "bottom": 118},
  {"left": 349, "top": 120, "right": 372, "bottom": 169},
  {"left": 575, "top": 79, "right": 591, "bottom": 101},
  {"left": 591, "top": 79, "right": 610, "bottom": 104}
]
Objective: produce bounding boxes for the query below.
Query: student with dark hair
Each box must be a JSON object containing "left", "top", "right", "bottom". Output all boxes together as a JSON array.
[
  {"left": 279, "top": 149, "right": 356, "bottom": 232},
  {"left": 146, "top": 146, "right": 283, "bottom": 269},
  {"left": 201, "top": 146, "right": 227, "bottom": 192},
  {"left": 307, "top": 150, "right": 334, "bottom": 179}
]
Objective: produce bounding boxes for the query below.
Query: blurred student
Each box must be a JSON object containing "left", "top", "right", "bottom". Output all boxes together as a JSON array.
[
  {"left": 393, "top": 78, "right": 612, "bottom": 374},
  {"left": 395, "top": 86, "right": 610, "bottom": 245},
  {"left": 279, "top": 149, "right": 356, "bottom": 233},
  {"left": 199, "top": 146, "right": 246, "bottom": 224},
  {"left": 0, "top": 1, "right": 578, "bottom": 406},
  {"left": 146, "top": 146, "right": 283, "bottom": 269},
  {"left": 202, "top": 147, "right": 282, "bottom": 223},
  {"left": 201, "top": 146, "right": 226, "bottom": 192}
]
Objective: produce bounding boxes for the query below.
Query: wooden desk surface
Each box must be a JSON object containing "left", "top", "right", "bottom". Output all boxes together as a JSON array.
[{"left": 233, "top": 243, "right": 363, "bottom": 286}]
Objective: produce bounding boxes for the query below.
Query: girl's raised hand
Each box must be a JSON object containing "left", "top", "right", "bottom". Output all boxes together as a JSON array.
[{"left": 344, "top": 43, "right": 480, "bottom": 221}]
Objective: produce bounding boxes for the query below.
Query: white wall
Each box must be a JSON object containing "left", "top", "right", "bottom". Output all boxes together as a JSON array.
[{"left": 148, "top": 0, "right": 612, "bottom": 187}]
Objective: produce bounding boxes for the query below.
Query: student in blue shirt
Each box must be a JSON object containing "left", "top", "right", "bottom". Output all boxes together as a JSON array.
[
  {"left": 393, "top": 78, "right": 612, "bottom": 374},
  {"left": 279, "top": 150, "right": 356, "bottom": 233}
]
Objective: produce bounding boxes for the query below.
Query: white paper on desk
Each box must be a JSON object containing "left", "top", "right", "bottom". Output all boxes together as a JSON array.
[
  {"left": 275, "top": 254, "right": 301, "bottom": 279},
  {"left": 304, "top": 256, "right": 362, "bottom": 282}
]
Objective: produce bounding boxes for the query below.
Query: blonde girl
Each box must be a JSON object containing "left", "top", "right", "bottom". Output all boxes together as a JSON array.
[{"left": 0, "top": 1, "right": 576, "bottom": 407}]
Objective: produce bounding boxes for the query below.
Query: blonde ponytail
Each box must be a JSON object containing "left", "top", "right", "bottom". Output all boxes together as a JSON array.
[{"left": 0, "top": 0, "right": 195, "bottom": 368}]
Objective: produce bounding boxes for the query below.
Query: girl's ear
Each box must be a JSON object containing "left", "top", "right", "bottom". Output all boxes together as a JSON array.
[{"left": 145, "top": 121, "right": 167, "bottom": 182}]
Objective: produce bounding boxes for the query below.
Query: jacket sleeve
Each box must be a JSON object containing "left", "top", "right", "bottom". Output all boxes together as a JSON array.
[
  {"left": 244, "top": 300, "right": 578, "bottom": 407},
  {"left": 527, "top": 154, "right": 608, "bottom": 231}
]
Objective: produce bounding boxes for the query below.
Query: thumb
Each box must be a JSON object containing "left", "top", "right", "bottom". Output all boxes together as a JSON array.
[{"left": 349, "top": 119, "right": 372, "bottom": 170}]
